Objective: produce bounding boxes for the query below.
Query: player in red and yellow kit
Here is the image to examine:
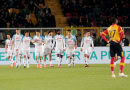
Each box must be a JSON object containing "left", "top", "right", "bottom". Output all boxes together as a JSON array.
[{"left": 101, "top": 18, "right": 128, "bottom": 78}]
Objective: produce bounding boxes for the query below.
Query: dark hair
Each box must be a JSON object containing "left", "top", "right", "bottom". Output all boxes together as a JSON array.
[
  {"left": 16, "top": 29, "right": 20, "bottom": 31},
  {"left": 86, "top": 31, "right": 90, "bottom": 33},
  {"left": 48, "top": 31, "right": 53, "bottom": 34},
  {"left": 67, "top": 30, "right": 71, "bottom": 32},
  {"left": 111, "top": 17, "right": 117, "bottom": 24},
  {"left": 24, "top": 31, "right": 29, "bottom": 34},
  {"left": 7, "top": 33, "right": 11, "bottom": 36}
]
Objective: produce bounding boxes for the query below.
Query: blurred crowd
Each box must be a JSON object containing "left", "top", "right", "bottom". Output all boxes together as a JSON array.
[
  {"left": 0, "top": 0, "right": 56, "bottom": 28},
  {"left": 60, "top": 0, "right": 130, "bottom": 27}
]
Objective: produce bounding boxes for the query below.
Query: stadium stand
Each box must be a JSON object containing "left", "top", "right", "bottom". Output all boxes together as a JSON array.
[
  {"left": 60, "top": 0, "right": 130, "bottom": 27},
  {"left": 0, "top": 0, "right": 56, "bottom": 28}
]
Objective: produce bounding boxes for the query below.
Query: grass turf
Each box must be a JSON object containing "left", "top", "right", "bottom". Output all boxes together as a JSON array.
[{"left": 0, "top": 64, "right": 129, "bottom": 90}]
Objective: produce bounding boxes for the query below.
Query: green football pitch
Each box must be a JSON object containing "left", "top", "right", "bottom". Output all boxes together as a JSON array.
[{"left": 0, "top": 64, "right": 129, "bottom": 90}]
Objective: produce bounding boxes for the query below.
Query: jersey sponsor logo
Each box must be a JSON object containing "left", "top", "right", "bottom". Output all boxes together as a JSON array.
[
  {"left": 56, "top": 37, "right": 62, "bottom": 40},
  {"left": 85, "top": 39, "right": 90, "bottom": 42},
  {"left": 16, "top": 37, "right": 21, "bottom": 40},
  {"left": 67, "top": 40, "right": 73, "bottom": 43},
  {"left": 24, "top": 39, "right": 30, "bottom": 42}
]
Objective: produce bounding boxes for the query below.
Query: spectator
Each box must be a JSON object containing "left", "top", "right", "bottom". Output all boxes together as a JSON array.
[{"left": 122, "top": 35, "right": 129, "bottom": 46}]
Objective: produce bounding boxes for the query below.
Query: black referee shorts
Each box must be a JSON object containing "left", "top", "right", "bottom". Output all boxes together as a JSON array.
[{"left": 110, "top": 41, "right": 124, "bottom": 57}]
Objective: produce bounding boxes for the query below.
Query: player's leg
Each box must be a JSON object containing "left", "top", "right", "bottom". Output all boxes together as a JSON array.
[
  {"left": 26, "top": 50, "right": 30, "bottom": 68},
  {"left": 27, "top": 56, "right": 30, "bottom": 68},
  {"left": 48, "top": 52, "right": 53, "bottom": 67},
  {"left": 114, "top": 54, "right": 118, "bottom": 67},
  {"left": 7, "top": 51, "right": 13, "bottom": 68},
  {"left": 72, "top": 54, "right": 75, "bottom": 67},
  {"left": 39, "top": 56, "right": 43, "bottom": 68},
  {"left": 117, "top": 44, "right": 128, "bottom": 77},
  {"left": 19, "top": 49, "right": 22, "bottom": 67},
  {"left": 84, "top": 48, "right": 89, "bottom": 67},
  {"left": 59, "top": 54, "right": 63, "bottom": 67},
  {"left": 56, "top": 49, "right": 60, "bottom": 66},
  {"left": 44, "top": 55, "right": 47, "bottom": 67},
  {"left": 35, "top": 49, "right": 40, "bottom": 68},
  {"left": 66, "top": 50, "right": 71, "bottom": 67},
  {"left": 23, "top": 50, "right": 27, "bottom": 68},
  {"left": 67, "top": 56, "right": 71, "bottom": 67},
  {"left": 71, "top": 49, "right": 75, "bottom": 67},
  {"left": 8, "top": 56, "right": 12, "bottom": 68},
  {"left": 23, "top": 55, "right": 27, "bottom": 68},
  {"left": 39, "top": 49, "right": 43, "bottom": 68},
  {"left": 110, "top": 41, "right": 116, "bottom": 77},
  {"left": 15, "top": 49, "right": 19, "bottom": 68},
  {"left": 11, "top": 52, "right": 15, "bottom": 67},
  {"left": 58, "top": 49, "right": 64, "bottom": 67}
]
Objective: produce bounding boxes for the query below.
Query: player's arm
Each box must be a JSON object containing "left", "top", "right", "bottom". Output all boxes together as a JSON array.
[
  {"left": 5, "top": 41, "right": 7, "bottom": 53},
  {"left": 11, "top": 35, "right": 14, "bottom": 49},
  {"left": 80, "top": 37, "right": 84, "bottom": 52},
  {"left": 32, "top": 36, "right": 37, "bottom": 43},
  {"left": 63, "top": 36, "right": 66, "bottom": 51},
  {"left": 52, "top": 36, "right": 56, "bottom": 49},
  {"left": 41, "top": 35, "right": 45, "bottom": 45},
  {"left": 74, "top": 36, "right": 77, "bottom": 49},
  {"left": 118, "top": 26, "right": 124, "bottom": 42},
  {"left": 100, "top": 29, "right": 109, "bottom": 43},
  {"left": 91, "top": 38, "right": 94, "bottom": 49}
]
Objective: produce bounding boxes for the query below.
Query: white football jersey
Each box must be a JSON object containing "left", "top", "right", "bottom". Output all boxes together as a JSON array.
[
  {"left": 44, "top": 35, "right": 53, "bottom": 49},
  {"left": 22, "top": 36, "right": 32, "bottom": 49},
  {"left": 12, "top": 34, "right": 23, "bottom": 49},
  {"left": 65, "top": 36, "right": 75, "bottom": 49},
  {"left": 81, "top": 36, "right": 94, "bottom": 49},
  {"left": 53, "top": 34, "right": 65, "bottom": 49},
  {"left": 33, "top": 35, "right": 44, "bottom": 47},
  {"left": 5, "top": 39, "right": 12, "bottom": 51}
]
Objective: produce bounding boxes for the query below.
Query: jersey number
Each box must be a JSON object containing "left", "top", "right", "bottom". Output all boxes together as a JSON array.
[{"left": 109, "top": 30, "right": 116, "bottom": 38}]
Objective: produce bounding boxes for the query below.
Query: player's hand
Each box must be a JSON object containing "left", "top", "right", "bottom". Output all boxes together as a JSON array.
[
  {"left": 35, "top": 39, "right": 38, "bottom": 42},
  {"left": 63, "top": 49, "right": 65, "bottom": 51},
  {"left": 44, "top": 41, "right": 46, "bottom": 44},
  {"left": 40, "top": 43, "right": 42, "bottom": 45},
  {"left": 16, "top": 49, "right": 18, "bottom": 51},
  {"left": 75, "top": 45, "right": 77, "bottom": 49},
  {"left": 107, "top": 41, "right": 109, "bottom": 44},
  {"left": 80, "top": 48, "right": 83, "bottom": 52}
]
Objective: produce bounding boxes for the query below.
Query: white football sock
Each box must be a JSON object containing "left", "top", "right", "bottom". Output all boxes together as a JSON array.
[
  {"left": 27, "top": 58, "right": 29, "bottom": 65},
  {"left": 85, "top": 57, "right": 89, "bottom": 65},
  {"left": 72, "top": 57, "right": 74, "bottom": 64},
  {"left": 67, "top": 58, "right": 70, "bottom": 65},
  {"left": 60, "top": 57, "right": 63, "bottom": 65},
  {"left": 49, "top": 60, "right": 52, "bottom": 64},
  {"left": 57, "top": 57, "right": 60, "bottom": 66},
  {"left": 44, "top": 60, "right": 46, "bottom": 65},
  {"left": 40, "top": 60, "right": 42, "bottom": 66},
  {"left": 16, "top": 56, "right": 18, "bottom": 67},
  {"left": 23, "top": 58, "right": 26, "bottom": 66}
]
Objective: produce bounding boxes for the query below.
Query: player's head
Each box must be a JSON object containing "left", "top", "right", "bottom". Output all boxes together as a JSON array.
[
  {"left": 48, "top": 31, "right": 53, "bottom": 36},
  {"left": 16, "top": 29, "right": 20, "bottom": 35},
  {"left": 111, "top": 17, "right": 118, "bottom": 24},
  {"left": 67, "top": 30, "right": 71, "bottom": 38},
  {"left": 36, "top": 30, "right": 40, "bottom": 36},
  {"left": 86, "top": 31, "right": 90, "bottom": 37},
  {"left": 7, "top": 33, "right": 11, "bottom": 39},
  {"left": 67, "top": 30, "right": 71, "bottom": 35},
  {"left": 57, "top": 30, "right": 61, "bottom": 35},
  {"left": 25, "top": 31, "right": 29, "bottom": 37}
]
